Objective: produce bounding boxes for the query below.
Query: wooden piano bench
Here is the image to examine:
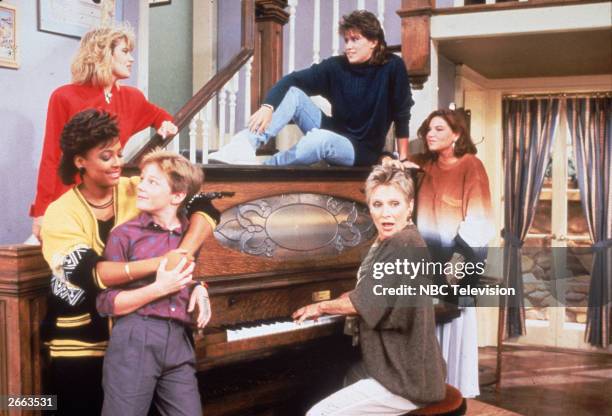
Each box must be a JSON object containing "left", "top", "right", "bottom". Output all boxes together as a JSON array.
[{"left": 405, "top": 384, "right": 466, "bottom": 416}]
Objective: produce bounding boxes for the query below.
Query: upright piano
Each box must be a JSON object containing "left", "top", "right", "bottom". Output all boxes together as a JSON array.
[{"left": 173, "top": 165, "right": 375, "bottom": 415}]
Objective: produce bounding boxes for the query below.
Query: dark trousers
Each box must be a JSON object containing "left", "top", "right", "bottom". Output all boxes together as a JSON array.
[
  {"left": 101, "top": 314, "right": 201, "bottom": 416},
  {"left": 44, "top": 356, "right": 104, "bottom": 415}
]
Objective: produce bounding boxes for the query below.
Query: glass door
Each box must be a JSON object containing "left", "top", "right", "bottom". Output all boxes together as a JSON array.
[{"left": 516, "top": 107, "right": 593, "bottom": 349}]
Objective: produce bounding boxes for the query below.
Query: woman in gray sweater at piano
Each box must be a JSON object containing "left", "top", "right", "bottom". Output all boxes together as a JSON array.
[{"left": 292, "top": 163, "right": 446, "bottom": 415}]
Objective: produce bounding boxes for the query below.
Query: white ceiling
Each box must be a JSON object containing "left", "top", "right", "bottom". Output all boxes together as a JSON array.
[{"left": 437, "top": 29, "right": 612, "bottom": 79}]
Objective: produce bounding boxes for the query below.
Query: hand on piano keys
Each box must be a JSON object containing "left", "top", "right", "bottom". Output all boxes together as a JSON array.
[{"left": 292, "top": 302, "right": 324, "bottom": 324}]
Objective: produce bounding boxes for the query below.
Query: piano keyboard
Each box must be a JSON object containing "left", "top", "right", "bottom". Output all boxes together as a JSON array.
[{"left": 225, "top": 315, "right": 344, "bottom": 342}]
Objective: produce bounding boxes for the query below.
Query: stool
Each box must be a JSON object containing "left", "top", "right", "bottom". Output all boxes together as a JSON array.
[{"left": 406, "top": 384, "right": 466, "bottom": 416}]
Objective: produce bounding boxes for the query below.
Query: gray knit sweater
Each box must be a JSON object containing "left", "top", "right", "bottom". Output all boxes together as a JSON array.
[{"left": 349, "top": 225, "right": 446, "bottom": 403}]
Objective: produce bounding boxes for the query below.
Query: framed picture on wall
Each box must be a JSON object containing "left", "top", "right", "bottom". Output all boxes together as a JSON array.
[
  {"left": 0, "top": 3, "right": 19, "bottom": 69},
  {"left": 37, "top": 0, "right": 124, "bottom": 39}
]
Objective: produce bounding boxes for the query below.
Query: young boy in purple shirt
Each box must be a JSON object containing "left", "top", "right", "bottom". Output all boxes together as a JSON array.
[{"left": 97, "top": 149, "right": 210, "bottom": 416}]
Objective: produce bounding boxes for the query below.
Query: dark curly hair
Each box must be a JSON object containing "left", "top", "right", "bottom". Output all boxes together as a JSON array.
[
  {"left": 339, "top": 10, "right": 388, "bottom": 65},
  {"left": 58, "top": 109, "right": 119, "bottom": 185},
  {"left": 417, "top": 109, "right": 477, "bottom": 161}
]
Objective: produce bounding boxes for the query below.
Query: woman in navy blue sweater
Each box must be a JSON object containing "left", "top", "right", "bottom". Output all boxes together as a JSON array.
[{"left": 210, "top": 10, "right": 414, "bottom": 167}]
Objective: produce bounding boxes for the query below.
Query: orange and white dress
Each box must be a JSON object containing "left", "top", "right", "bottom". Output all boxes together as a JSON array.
[{"left": 415, "top": 153, "right": 494, "bottom": 398}]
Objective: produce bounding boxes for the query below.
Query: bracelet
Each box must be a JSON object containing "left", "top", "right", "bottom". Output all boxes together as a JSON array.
[
  {"left": 261, "top": 103, "right": 274, "bottom": 111},
  {"left": 124, "top": 263, "right": 134, "bottom": 281}
]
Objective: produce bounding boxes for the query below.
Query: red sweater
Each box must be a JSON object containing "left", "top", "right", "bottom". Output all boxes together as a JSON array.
[{"left": 30, "top": 83, "right": 172, "bottom": 217}]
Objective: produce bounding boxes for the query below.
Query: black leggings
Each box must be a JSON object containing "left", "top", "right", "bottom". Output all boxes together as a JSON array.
[{"left": 44, "top": 356, "right": 103, "bottom": 416}]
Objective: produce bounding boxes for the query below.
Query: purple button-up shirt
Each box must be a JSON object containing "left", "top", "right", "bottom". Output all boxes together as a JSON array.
[{"left": 96, "top": 212, "right": 194, "bottom": 325}]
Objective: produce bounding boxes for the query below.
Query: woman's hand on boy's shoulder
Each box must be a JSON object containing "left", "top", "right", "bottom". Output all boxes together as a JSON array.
[{"left": 165, "top": 249, "right": 194, "bottom": 270}]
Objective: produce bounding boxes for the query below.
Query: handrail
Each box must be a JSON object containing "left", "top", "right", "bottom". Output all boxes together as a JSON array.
[{"left": 129, "top": 0, "right": 255, "bottom": 164}]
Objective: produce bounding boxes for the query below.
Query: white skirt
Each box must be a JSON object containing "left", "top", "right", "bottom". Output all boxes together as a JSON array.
[{"left": 436, "top": 307, "right": 480, "bottom": 398}]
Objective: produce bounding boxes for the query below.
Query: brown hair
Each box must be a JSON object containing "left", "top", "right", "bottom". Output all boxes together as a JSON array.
[
  {"left": 71, "top": 25, "right": 135, "bottom": 87},
  {"left": 365, "top": 164, "right": 415, "bottom": 205},
  {"left": 59, "top": 109, "right": 119, "bottom": 185},
  {"left": 339, "top": 10, "right": 388, "bottom": 65},
  {"left": 140, "top": 148, "right": 203, "bottom": 208},
  {"left": 417, "top": 109, "right": 477, "bottom": 161}
]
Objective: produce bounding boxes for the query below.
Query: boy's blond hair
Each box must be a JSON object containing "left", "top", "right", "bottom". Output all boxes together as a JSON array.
[{"left": 140, "top": 148, "right": 203, "bottom": 207}]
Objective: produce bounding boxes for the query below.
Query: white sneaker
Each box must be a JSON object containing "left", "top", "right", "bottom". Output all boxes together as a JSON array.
[
  {"left": 209, "top": 132, "right": 258, "bottom": 165},
  {"left": 23, "top": 234, "right": 41, "bottom": 245}
]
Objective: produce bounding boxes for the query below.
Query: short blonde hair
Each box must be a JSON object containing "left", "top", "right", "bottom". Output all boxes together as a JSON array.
[
  {"left": 140, "top": 148, "right": 203, "bottom": 207},
  {"left": 71, "top": 25, "right": 135, "bottom": 87},
  {"left": 364, "top": 164, "right": 415, "bottom": 204}
]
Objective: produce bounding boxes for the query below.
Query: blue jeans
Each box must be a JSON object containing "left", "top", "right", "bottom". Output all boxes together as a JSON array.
[{"left": 237, "top": 87, "right": 355, "bottom": 166}]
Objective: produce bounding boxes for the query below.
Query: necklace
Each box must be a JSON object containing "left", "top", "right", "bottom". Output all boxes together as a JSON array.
[
  {"left": 86, "top": 196, "right": 114, "bottom": 209},
  {"left": 104, "top": 90, "right": 112, "bottom": 104}
]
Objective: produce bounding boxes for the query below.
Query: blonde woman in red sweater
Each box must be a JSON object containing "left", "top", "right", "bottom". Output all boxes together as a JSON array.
[{"left": 30, "top": 25, "right": 177, "bottom": 240}]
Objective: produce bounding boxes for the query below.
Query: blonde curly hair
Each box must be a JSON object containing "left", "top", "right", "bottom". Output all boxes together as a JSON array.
[{"left": 71, "top": 25, "right": 135, "bottom": 87}]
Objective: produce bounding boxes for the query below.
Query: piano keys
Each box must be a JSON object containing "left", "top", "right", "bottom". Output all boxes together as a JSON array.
[
  {"left": 194, "top": 262, "right": 360, "bottom": 371},
  {"left": 224, "top": 315, "right": 344, "bottom": 342}
]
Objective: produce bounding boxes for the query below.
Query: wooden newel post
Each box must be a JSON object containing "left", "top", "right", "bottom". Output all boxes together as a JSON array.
[
  {"left": 252, "top": 0, "right": 290, "bottom": 113},
  {"left": 0, "top": 245, "right": 49, "bottom": 415},
  {"left": 397, "top": 0, "right": 433, "bottom": 89}
]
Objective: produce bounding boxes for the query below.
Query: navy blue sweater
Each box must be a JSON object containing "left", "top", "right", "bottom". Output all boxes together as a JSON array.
[{"left": 264, "top": 54, "right": 413, "bottom": 166}]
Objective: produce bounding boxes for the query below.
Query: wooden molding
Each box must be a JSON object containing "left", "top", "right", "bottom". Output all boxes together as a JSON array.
[
  {"left": 433, "top": 0, "right": 609, "bottom": 15},
  {"left": 398, "top": 0, "right": 434, "bottom": 89},
  {"left": 252, "top": 0, "right": 289, "bottom": 153},
  {"left": 0, "top": 245, "right": 50, "bottom": 296},
  {"left": 503, "top": 342, "right": 612, "bottom": 356},
  {"left": 0, "top": 299, "right": 7, "bottom": 404},
  {"left": 0, "top": 244, "right": 49, "bottom": 404},
  {"left": 255, "top": 0, "right": 289, "bottom": 24}
]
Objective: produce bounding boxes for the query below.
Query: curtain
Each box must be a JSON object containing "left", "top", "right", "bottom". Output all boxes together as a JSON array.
[
  {"left": 567, "top": 96, "right": 612, "bottom": 348},
  {"left": 502, "top": 98, "right": 560, "bottom": 337}
]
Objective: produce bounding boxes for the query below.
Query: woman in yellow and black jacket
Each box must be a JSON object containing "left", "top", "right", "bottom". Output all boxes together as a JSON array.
[{"left": 40, "top": 109, "right": 218, "bottom": 415}]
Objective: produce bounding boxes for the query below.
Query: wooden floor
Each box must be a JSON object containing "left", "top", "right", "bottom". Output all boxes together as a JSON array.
[
  {"left": 475, "top": 346, "right": 612, "bottom": 416},
  {"left": 467, "top": 399, "right": 522, "bottom": 416}
]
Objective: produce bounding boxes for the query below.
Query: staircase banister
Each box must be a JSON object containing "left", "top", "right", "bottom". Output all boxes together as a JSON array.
[{"left": 129, "top": 0, "right": 255, "bottom": 165}]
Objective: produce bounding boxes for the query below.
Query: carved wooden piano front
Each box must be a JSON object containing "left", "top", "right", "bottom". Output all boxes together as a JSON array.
[{"left": 190, "top": 166, "right": 374, "bottom": 415}]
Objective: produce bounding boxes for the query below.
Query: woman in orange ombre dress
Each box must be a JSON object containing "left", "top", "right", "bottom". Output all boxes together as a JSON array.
[{"left": 414, "top": 109, "right": 494, "bottom": 398}]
